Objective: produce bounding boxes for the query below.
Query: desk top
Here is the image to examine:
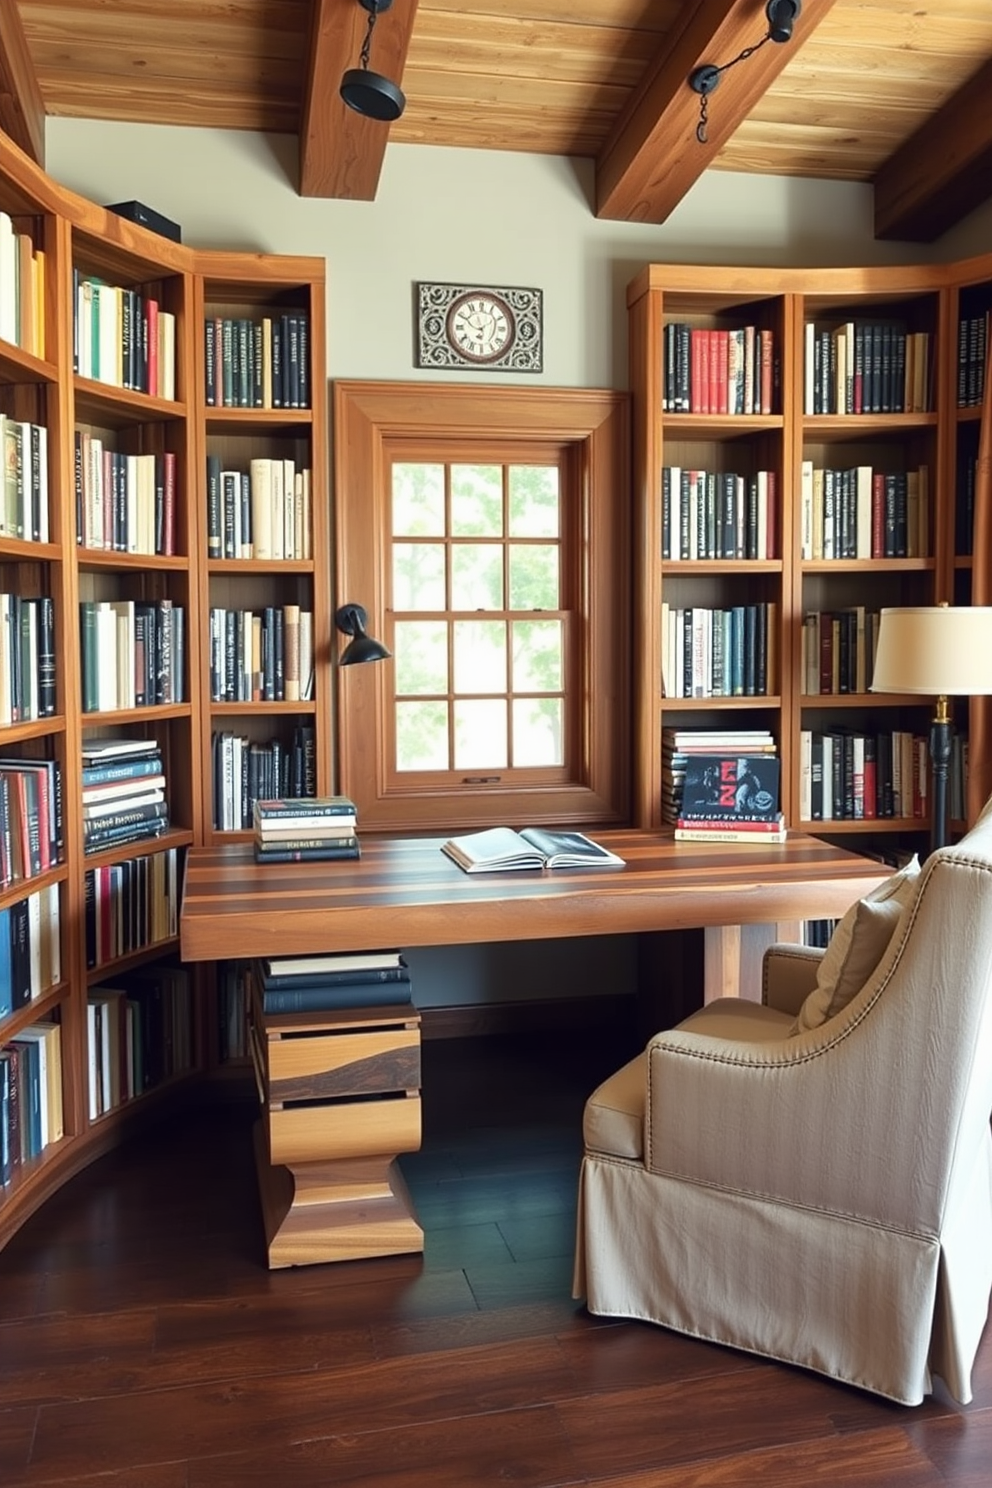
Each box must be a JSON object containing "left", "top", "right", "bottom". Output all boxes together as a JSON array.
[{"left": 179, "top": 831, "right": 889, "bottom": 963}]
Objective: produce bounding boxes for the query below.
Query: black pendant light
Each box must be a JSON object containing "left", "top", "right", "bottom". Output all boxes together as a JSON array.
[{"left": 340, "top": 0, "right": 406, "bottom": 123}]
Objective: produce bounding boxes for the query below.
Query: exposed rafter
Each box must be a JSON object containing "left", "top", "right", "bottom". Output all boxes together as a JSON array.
[
  {"left": 874, "top": 57, "right": 992, "bottom": 243},
  {"left": 0, "top": 0, "right": 44, "bottom": 167},
  {"left": 299, "top": 0, "right": 419, "bottom": 201},
  {"left": 594, "top": 0, "right": 839, "bottom": 225}
]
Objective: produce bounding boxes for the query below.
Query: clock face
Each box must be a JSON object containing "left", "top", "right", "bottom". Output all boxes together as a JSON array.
[
  {"left": 415, "top": 283, "right": 542, "bottom": 372},
  {"left": 446, "top": 292, "right": 515, "bottom": 363}
]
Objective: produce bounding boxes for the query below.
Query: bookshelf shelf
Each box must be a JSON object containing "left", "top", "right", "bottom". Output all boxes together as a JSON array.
[
  {"left": 76, "top": 551, "right": 190, "bottom": 572},
  {"left": 662, "top": 559, "right": 783, "bottom": 574},
  {"left": 0, "top": 346, "right": 56, "bottom": 384},
  {"left": 73, "top": 381, "right": 187, "bottom": 424},
  {"left": 85, "top": 939, "right": 183, "bottom": 983}
]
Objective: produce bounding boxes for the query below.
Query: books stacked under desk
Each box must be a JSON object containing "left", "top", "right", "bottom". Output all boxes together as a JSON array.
[
  {"left": 663, "top": 728, "right": 786, "bottom": 843},
  {"left": 253, "top": 950, "right": 412, "bottom": 1015},
  {"left": 253, "top": 795, "right": 359, "bottom": 864},
  {"left": 82, "top": 737, "right": 168, "bottom": 855}
]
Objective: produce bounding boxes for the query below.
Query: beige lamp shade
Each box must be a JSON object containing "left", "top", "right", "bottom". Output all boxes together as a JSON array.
[{"left": 871, "top": 607, "right": 992, "bottom": 696}]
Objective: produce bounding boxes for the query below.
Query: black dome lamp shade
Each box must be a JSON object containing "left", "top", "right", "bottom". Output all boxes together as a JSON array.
[
  {"left": 340, "top": 0, "right": 406, "bottom": 123},
  {"left": 335, "top": 603, "right": 391, "bottom": 666}
]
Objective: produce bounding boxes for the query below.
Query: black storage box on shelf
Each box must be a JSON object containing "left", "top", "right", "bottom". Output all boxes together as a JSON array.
[{"left": 106, "top": 200, "right": 182, "bottom": 244}]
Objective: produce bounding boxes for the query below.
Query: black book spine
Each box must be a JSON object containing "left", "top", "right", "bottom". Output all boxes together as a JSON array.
[
  {"left": 37, "top": 595, "right": 55, "bottom": 716},
  {"left": 10, "top": 897, "right": 31, "bottom": 1007},
  {"left": 261, "top": 980, "right": 409, "bottom": 1014},
  {"left": 274, "top": 608, "right": 285, "bottom": 701}
]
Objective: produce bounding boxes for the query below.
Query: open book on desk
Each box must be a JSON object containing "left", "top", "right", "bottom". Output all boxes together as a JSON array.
[{"left": 441, "top": 826, "right": 625, "bottom": 874}]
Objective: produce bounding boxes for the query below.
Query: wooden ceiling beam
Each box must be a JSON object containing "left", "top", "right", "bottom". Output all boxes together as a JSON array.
[
  {"left": 299, "top": 0, "right": 418, "bottom": 200},
  {"left": 0, "top": 0, "right": 45, "bottom": 167},
  {"left": 594, "top": 0, "right": 840, "bottom": 224},
  {"left": 874, "top": 58, "right": 992, "bottom": 243}
]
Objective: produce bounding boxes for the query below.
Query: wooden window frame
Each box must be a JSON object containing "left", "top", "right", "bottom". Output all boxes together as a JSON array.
[{"left": 333, "top": 381, "right": 630, "bottom": 834}]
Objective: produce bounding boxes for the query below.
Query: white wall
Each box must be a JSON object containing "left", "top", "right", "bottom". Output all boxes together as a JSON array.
[
  {"left": 41, "top": 122, "right": 950, "bottom": 1010},
  {"left": 47, "top": 121, "right": 929, "bottom": 392}
]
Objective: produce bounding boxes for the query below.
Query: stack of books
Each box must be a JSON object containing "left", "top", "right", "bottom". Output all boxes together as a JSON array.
[
  {"left": 254, "top": 949, "right": 411, "bottom": 1015},
  {"left": 662, "top": 728, "right": 777, "bottom": 822},
  {"left": 253, "top": 794, "right": 359, "bottom": 863},
  {"left": 82, "top": 737, "right": 168, "bottom": 855},
  {"left": 663, "top": 729, "right": 786, "bottom": 843}
]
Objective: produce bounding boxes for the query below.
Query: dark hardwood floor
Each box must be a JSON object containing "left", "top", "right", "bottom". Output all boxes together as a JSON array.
[{"left": 0, "top": 1026, "right": 990, "bottom": 1487}]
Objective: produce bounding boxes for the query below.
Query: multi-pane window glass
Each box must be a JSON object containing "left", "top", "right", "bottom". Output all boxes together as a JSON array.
[{"left": 390, "top": 461, "right": 565, "bottom": 775}]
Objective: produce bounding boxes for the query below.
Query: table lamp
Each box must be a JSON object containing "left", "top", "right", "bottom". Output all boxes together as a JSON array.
[{"left": 870, "top": 605, "right": 992, "bottom": 853}]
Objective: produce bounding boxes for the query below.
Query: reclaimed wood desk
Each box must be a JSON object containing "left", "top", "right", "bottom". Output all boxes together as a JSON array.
[{"left": 180, "top": 831, "right": 887, "bottom": 1267}]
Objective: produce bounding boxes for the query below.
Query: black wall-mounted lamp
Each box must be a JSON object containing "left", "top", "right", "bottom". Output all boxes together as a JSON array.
[
  {"left": 340, "top": 0, "right": 406, "bottom": 123},
  {"left": 335, "top": 603, "right": 391, "bottom": 666},
  {"left": 689, "top": 0, "right": 801, "bottom": 143}
]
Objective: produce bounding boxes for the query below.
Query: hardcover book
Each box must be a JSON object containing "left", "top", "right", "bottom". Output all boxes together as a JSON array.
[
  {"left": 678, "top": 754, "right": 781, "bottom": 820},
  {"left": 441, "top": 826, "right": 624, "bottom": 874}
]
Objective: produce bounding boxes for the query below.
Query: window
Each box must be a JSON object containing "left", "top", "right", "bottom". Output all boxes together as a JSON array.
[{"left": 334, "top": 383, "right": 630, "bottom": 832}]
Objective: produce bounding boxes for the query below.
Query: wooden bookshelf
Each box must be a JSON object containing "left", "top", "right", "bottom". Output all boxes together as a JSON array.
[
  {"left": 628, "top": 261, "right": 987, "bottom": 851},
  {"left": 0, "top": 134, "right": 327, "bottom": 1249}
]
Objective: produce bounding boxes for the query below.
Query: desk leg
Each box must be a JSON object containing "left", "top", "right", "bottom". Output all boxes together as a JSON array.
[
  {"left": 253, "top": 1123, "right": 424, "bottom": 1268},
  {"left": 704, "top": 920, "right": 803, "bottom": 1003}
]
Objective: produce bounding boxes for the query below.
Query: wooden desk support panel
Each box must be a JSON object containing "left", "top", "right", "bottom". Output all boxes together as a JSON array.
[{"left": 252, "top": 1005, "right": 424, "bottom": 1268}]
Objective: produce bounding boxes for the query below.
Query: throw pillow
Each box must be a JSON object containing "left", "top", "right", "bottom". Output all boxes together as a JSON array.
[{"left": 792, "top": 855, "right": 921, "bottom": 1034}]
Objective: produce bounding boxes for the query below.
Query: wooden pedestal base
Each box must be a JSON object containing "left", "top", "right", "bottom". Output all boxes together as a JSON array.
[{"left": 253, "top": 1122, "right": 424, "bottom": 1268}]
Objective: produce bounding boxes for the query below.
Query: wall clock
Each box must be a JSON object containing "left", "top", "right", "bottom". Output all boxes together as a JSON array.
[{"left": 415, "top": 282, "right": 543, "bottom": 372}]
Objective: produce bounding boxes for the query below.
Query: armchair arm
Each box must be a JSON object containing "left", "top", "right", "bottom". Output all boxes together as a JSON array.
[{"left": 762, "top": 942, "right": 823, "bottom": 1017}]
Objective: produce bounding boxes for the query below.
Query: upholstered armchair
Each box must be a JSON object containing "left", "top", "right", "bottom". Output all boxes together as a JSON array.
[{"left": 573, "top": 807, "right": 992, "bottom": 1405}]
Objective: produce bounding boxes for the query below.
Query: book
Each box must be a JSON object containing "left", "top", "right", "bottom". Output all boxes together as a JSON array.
[
  {"left": 257, "top": 960, "right": 409, "bottom": 993},
  {"left": 255, "top": 838, "right": 359, "bottom": 858},
  {"left": 254, "top": 795, "right": 356, "bottom": 819},
  {"left": 261, "top": 950, "right": 404, "bottom": 980},
  {"left": 441, "top": 826, "right": 624, "bottom": 874},
  {"left": 677, "top": 755, "right": 781, "bottom": 820},
  {"left": 677, "top": 812, "right": 786, "bottom": 831},
  {"left": 253, "top": 842, "right": 361, "bottom": 863},
  {"left": 255, "top": 823, "right": 357, "bottom": 843},
  {"left": 259, "top": 977, "right": 413, "bottom": 1015},
  {"left": 675, "top": 816, "right": 787, "bottom": 843}
]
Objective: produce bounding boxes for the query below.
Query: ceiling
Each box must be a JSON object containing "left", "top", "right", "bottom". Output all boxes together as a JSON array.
[{"left": 2, "top": 0, "right": 992, "bottom": 240}]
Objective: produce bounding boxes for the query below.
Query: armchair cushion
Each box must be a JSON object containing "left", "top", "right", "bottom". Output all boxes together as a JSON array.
[
  {"left": 792, "top": 854, "right": 920, "bottom": 1033},
  {"left": 583, "top": 1054, "right": 645, "bottom": 1160}
]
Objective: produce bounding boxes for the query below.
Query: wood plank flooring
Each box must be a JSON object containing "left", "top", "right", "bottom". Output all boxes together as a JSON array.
[{"left": 0, "top": 1027, "right": 990, "bottom": 1487}]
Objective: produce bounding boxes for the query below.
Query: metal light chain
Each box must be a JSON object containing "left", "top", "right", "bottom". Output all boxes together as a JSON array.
[
  {"left": 693, "top": 32, "right": 771, "bottom": 144},
  {"left": 359, "top": 1, "right": 378, "bottom": 71}
]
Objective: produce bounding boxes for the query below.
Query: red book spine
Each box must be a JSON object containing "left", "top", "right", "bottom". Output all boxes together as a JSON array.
[
  {"left": 760, "top": 329, "right": 774, "bottom": 413},
  {"left": 716, "top": 330, "right": 729, "bottom": 414},
  {"left": 690, "top": 329, "right": 706, "bottom": 413},
  {"left": 677, "top": 816, "right": 784, "bottom": 832},
  {"left": 765, "top": 470, "right": 777, "bottom": 560},
  {"left": 146, "top": 297, "right": 159, "bottom": 398},
  {"left": 862, "top": 746, "right": 877, "bottom": 819},
  {"left": 707, "top": 330, "right": 720, "bottom": 415},
  {"left": 871, "top": 472, "right": 885, "bottom": 558},
  {"left": 162, "top": 451, "right": 176, "bottom": 556}
]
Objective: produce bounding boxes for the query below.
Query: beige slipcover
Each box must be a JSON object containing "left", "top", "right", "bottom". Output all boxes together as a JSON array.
[{"left": 573, "top": 809, "right": 992, "bottom": 1405}]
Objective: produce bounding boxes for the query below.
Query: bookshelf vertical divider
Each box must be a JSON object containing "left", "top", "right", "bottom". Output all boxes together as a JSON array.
[{"left": 0, "top": 136, "right": 328, "bottom": 1250}]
